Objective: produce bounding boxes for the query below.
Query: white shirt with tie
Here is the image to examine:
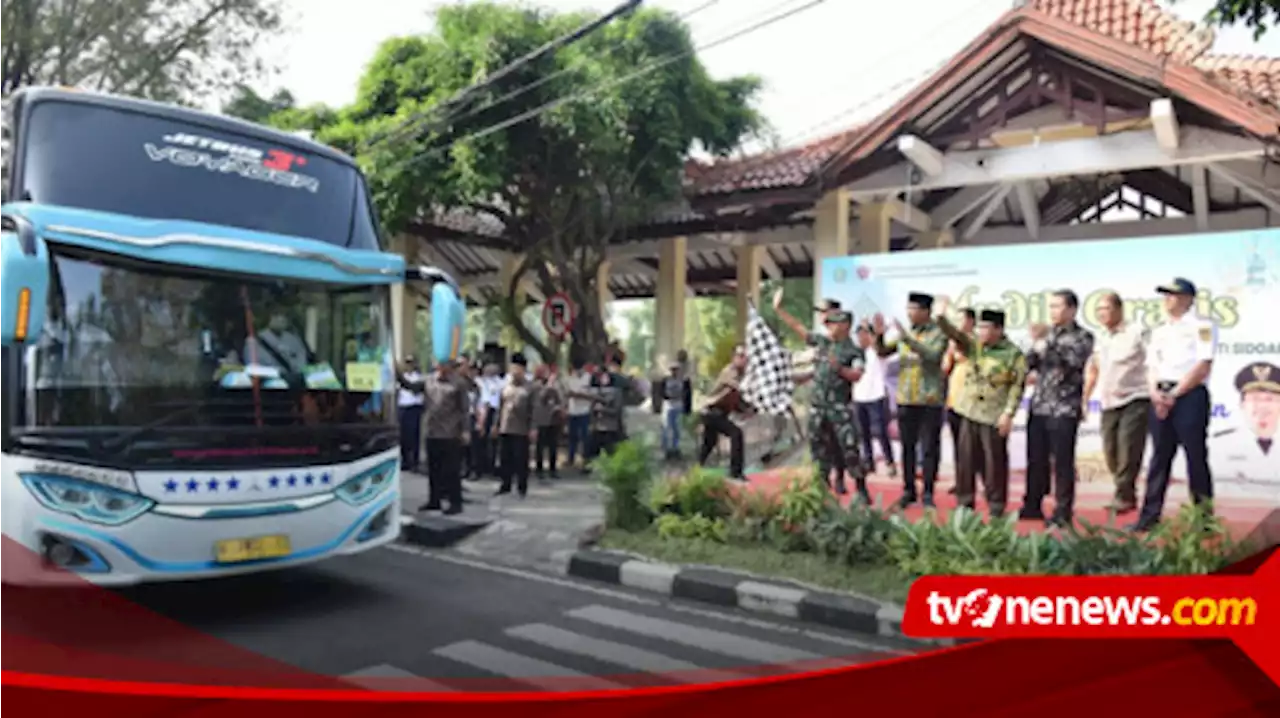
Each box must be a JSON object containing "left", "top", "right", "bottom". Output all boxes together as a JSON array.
[{"left": 1146, "top": 312, "right": 1218, "bottom": 388}]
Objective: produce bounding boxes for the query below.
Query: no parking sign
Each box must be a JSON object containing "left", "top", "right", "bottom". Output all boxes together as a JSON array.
[{"left": 542, "top": 293, "right": 576, "bottom": 339}]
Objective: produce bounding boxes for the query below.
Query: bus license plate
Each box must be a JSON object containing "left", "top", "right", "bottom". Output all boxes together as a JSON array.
[{"left": 214, "top": 535, "right": 291, "bottom": 563}]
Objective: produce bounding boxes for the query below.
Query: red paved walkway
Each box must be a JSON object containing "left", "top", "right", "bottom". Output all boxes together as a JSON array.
[{"left": 744, "top": 464, "right": 1279, "bottom": 543}]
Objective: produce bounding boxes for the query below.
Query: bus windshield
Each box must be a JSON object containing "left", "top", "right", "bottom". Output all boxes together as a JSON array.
[
  {"left": 15, "top": 98, "right": 380, "bottom": 250},
  {"left": 20, "top": 246, "right": 396, "bottom": 448}
]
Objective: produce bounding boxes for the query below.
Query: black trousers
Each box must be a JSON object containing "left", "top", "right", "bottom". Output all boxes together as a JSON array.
[
  {"left": 899, "top": 404, "right": 943, "bottom": 497},
  {"left": 1140, "top": 385, "right": 1213, "bottom": 526},
  {"left": 589, "top": 430, "right": 623, "bottom": 460},
  {"left": 473, "top": 408, "right": 498, "bottom": 477},
  {"left": 1025, "top": 415, "right": 1081, "bottom": 519},
  {"left": 947, "top": 408, "right": 983, "bottom": 480},
  {"left": 699, "top": 410, "right": 744, "bottom": 478},
  {"left": 535, "top": 424, "right": 561, "bottom": 477},
  {"left": 398, "top": 405, "right": 423, "bottom": 470},
  {"left": 956, "top": 417, "right": 1010, "bottom": 516},
  {"left": 499, "top": 434, "right": 531, "bottom": 495},
  {"left": 425, "top": 438, "right": 463, "bottom": 509}
]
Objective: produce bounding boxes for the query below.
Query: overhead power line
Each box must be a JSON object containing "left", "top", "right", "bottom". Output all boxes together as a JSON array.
[
  {"left": 776, "top": 0, "right": 1011, "bottom": 147},
  {"left": 361, "top": 0, "right": 644, "bottom": 152},
  {"left": 416, "top": 0, "right": 725, "bottom": 141},
  {"left": 394, "top": 0, "right": 832, "bottom": 172}
]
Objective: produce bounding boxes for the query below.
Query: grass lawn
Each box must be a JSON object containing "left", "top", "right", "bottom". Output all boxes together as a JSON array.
[{"left": 599, "top": 528, "right": 914, "bottom": 604}]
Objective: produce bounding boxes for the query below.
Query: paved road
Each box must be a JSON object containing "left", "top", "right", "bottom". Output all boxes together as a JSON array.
[{"left": 113, "top": 545, "right": 914, "bottom": 691}]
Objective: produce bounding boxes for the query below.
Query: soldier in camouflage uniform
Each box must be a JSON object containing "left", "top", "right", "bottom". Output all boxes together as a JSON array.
[
  {"left": 936, "top": 302, "right": 1028, "bottom": 519},
  {"left": 774, "top": 290, "right": 869, "bottom": 502}
]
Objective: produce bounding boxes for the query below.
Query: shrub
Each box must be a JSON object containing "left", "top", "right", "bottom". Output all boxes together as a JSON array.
[
  {"left": 656, "top": 513, "right": 729, "bottom": 543},
  {"left": 645, "top": 465, "right": 731, "bottom": 520},
  {"left": 805, "top": 501, "right": 896, "bottom": 566},
  {"left": 776, "top": 469, "right": 829, "bottom": 532},
  {"left": 595, "top": 439, "right": 655, "bottom": 531},
  {"left": 724, "top": 486, "right": 781, "bottom": 543}
]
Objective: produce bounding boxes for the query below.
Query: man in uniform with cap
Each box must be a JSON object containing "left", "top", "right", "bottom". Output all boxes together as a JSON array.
[
  {"left": 1132, "top": 277, "right": 1218, "bottom": 532},
  {"left": 1212, "top": 361, "right": 1279, "bottom": 483},
  {"left": 774, "top": 291, "right": 870, "bottom": 501},
  {"left": 873, "top": 292, "right": 949, "bottom": 508},
  {"left": 496, "top": 353, "right": 537, "bottom": 498},
  {"left": 936, "top": 300, "right": 1028, "bottom": 519}
]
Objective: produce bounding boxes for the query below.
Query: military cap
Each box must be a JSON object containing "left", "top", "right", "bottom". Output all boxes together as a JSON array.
[
  {"left": 815, "top": 298, "right": 843, "bottom": 312},
  {"left": 979, "top": 309, "right": 1006, "bottom": 327},
  {"left": 908, "top": 292, "right": 934, "bottom": 309},
  {"left": 1236, "top": 362, "right": 1280, "bottom": 395},
  {"left": 1156, "top": 277, "right": 1197, "bottom": 296},
  {"left": 510, "top": 353, "right": 528, "bottom": 367},
  {"left": 824, "top": 309, "right": 853, "bottom": 324}
]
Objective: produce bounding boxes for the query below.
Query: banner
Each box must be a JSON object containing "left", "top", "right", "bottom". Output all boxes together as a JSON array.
[{"left": 820, "top": 229, "right": 1279, "bottom": 503}]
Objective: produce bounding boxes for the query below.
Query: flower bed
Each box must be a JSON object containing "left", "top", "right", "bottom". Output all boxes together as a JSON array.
[{"left": 595, "top": 440, "right": 1255, "bottom": 603}]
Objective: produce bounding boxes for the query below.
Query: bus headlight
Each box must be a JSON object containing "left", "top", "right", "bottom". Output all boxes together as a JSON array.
[
  {"left": 336, "top": 461, "right": 396, "bottom": 506},
  {"left": 20, "top": 474, "right": 155, "bottom": 526}
]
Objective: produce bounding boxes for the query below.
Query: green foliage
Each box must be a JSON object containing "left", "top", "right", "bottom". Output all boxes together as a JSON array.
[
  {"left": 805, "top": 501, "right": 896, "bottom": 566},
  {"left": 595, "top": 439, "right": 654, "bottom": 531},
  {"left": 656, "top": 513, "right": 728, "bottom": 543},
  {"left": 222, "top": 85, "right": 296, "bottom": 124},
  {"left": 776, "top": 471, "right": 829, "bottom": 531},
  {"left": 646, "top": 465, "right": 730, "bottom": 519},
  {"left": 294, "top": 2, "right": 763, "bottom": 361},
  {"left": 1172, "top": 0, "right": 1280, "bottom": 39},
  {"left": 2, "top": 0, "right": 285, "bottom": 100}
]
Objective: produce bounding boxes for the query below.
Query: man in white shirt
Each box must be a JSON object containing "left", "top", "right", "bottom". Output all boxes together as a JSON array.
[
  {"left": 563, "top": 360, "right": 595, "bottom": 472},
  {"left": 475, "top": 362, "right": 506, "bottom": 478},
  {"left": 1083, "top": 292, "right": 1150, "bottom": 514},
  {"left": 245, "top": 312, "right": 310, "bottom": 375},
  {"left": 1132, "top": 278, "right": 1217, "bottom": 532},
  {"left": 853, "top": 323, "right": 896, "bottom": 476},
  {"left": 396, "top": 356, "right": 425, "bottom": 471}
]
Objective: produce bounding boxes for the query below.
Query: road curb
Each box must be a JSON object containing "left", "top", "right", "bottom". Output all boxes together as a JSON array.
[
  {"left": 399, "top": 514, "right": 493, "bottom": 549},
  {"left": 564, "top": 549, "right": 950, "bottom": 646}
]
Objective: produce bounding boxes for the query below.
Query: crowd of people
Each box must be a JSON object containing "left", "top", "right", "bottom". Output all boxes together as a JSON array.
[
  {"left": 394, "top": 344, "right": 643, "bottom": 514},
  {"left": 753, "top": 277, "right": 1222, "bottom": 532}
]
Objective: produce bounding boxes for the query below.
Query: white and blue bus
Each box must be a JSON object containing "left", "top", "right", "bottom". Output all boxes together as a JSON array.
[{"left": 1, "top": 87, "right": 465, "bottom": 586}]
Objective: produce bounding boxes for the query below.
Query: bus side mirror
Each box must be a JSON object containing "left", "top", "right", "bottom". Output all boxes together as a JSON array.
[
  {"left": 1, "top": 214, "right": 48, "bottom": 346},
  {"left": 404, "top": 265, "right": 465, "bottom": 365}
]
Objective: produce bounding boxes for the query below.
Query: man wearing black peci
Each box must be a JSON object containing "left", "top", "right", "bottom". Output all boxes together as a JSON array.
[
  {"left": 873, "top": 293, "right": 948, "bottom": 509},
  {"left": 1022, "top": 289, "right": 1095, "bottom": 528}
]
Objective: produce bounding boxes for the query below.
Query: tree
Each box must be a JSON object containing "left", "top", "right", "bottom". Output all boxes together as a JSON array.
[
  {"left": 1, "top": 0, "right": 284, "bottom": 101},
  {"left": 315, "top": 3, "right": 764, "bottom": 364},
  {"left": 1174, "top": 0, "right": 1280, "bottom": 38},
  {"left": 222, "top": 84, "right": 296, "bottom": 123}
]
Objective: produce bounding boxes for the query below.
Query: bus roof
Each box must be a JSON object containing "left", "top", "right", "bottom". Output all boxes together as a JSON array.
[{"left": 7, "top": 86, "right": 359, "bottom": 169}]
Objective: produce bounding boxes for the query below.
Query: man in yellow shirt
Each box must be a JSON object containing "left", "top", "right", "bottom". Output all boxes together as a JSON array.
[{"left": 943, "top": 309, "right": 979, "bottom": 493}]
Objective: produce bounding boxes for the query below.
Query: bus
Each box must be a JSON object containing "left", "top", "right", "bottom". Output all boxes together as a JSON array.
[{"left": 1, "top": 87, "right": 465, "bottom": 586}]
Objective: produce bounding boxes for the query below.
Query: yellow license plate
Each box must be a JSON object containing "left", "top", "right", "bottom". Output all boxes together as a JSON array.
[{"left": 214, "top": 535, "right": 292, "bottom": 563}]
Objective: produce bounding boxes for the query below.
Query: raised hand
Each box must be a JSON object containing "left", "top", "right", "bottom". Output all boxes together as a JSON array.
[
  {"left": 872, "top": 313, "right": 886, "bottom": 335},
  {"left": 935, "top": 296, "right": 951, "bottom": 317}
]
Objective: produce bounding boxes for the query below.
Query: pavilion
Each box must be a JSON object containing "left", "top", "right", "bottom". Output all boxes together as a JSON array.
[{"left": 389, "top": 0, "right": 1279, "bottom": 363}]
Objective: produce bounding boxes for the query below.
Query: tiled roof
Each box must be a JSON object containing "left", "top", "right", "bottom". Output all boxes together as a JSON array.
[
  {"left": 686, "top": 0, "right": 1277, "bottom": 199},
  {"left": 1028, "top": 0, "right": 1213, "bottom": 62},
  {"left": 1195, "top": 54, "right": 1280, "bottom": 106},
  {"left": 685, "top": 127, "right": 859, "bottom": 198}
]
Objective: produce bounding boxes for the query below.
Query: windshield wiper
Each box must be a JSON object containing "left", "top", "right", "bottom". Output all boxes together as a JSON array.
[{"left": 98, "top": 401, "right": 210, "bottom": 455}]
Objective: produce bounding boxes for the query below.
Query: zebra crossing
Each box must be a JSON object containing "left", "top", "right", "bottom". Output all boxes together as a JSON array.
[{"left": 342, "top": 601, "right": 903, "bottom": 692}]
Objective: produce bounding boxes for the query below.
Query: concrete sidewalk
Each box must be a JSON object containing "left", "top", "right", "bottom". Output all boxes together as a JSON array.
[{"left": 401, "top": 470, "right": 606, "bottom": 573}]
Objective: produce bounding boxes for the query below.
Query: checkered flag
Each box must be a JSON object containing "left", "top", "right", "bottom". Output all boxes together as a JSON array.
[{"left": 741, "top": 305, "right": 794, "bottom": 416}]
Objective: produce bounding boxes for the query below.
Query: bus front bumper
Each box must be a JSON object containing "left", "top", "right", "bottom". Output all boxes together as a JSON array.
[{"left": 2, "top": 490, "right": 401, "bottom": 587}]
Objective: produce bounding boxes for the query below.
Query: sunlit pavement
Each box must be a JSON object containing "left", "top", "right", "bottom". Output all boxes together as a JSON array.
[{"left": 98, "top": 545, "right": 915, "bottom": 690}]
